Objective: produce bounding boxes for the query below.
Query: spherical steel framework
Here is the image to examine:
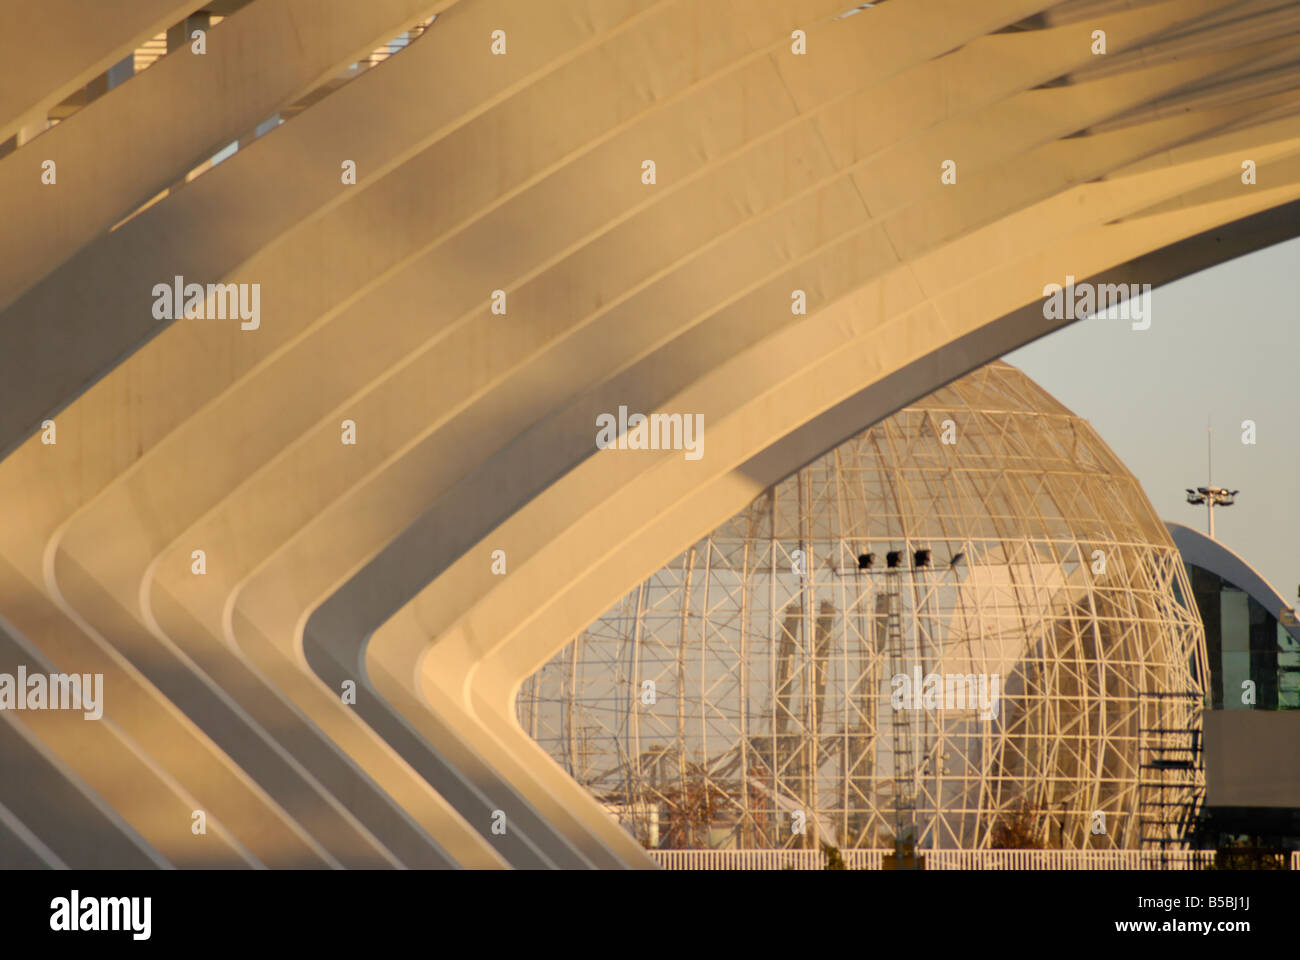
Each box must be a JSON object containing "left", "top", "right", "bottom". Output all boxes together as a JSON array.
[{"left": 517, "top": 361, "right": 1208, "bottom": 852}]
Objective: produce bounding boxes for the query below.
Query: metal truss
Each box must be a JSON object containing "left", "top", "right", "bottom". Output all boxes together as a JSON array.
[{"left": 518, "top": 361, "right": 1208, "bottom": 851}]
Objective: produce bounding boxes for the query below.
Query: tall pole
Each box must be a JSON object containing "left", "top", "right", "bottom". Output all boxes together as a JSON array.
[
  {"left": 1206, "top": 426, "right": 1214, "bottom": 538},
  {"left": 1187, "top": 427, "right": 1234, "bottom": 540}
]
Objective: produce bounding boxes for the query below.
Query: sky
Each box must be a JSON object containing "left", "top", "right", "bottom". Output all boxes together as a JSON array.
[{"left": 1005, "top": 236, "right": 1299, "bottom": 603}]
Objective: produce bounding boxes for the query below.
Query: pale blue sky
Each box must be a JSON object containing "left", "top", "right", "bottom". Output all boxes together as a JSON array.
[{"left": 1006, "top": 236, "right": 1299, "bottom": 602}]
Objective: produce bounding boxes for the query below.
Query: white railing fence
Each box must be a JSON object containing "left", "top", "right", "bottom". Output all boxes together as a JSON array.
[
  {"left": 1138, "top": 850, "right": 1221, "bottom": 871},
  {"left": 650, "top": 849, "right": 887, "bottom": 870},
  {"left": 650, "top": 849, "right": 1223, "bottom": 870},
  {"left": 926, "top": 849, "right": 1217, "bottom": 870}
]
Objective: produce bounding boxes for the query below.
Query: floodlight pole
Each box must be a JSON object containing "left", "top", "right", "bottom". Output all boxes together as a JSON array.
[
  {"left": 1207, "top": 426, "right": 1215, "bottom": 538},
  {"left": 1185, "top": 426, "right": 1237, "bottom": 539}
]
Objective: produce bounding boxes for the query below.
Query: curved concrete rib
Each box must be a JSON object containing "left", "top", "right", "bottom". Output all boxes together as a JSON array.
[
  {"left": 0, "top": 0, "right": 694, "bottom": 868},
  {"left": 0, "top": 597, "right": 251, "bottom": 867},
  {"left": 360, "top": 143, "right": 1300, "bottom": 864},
  {"left": 291, "top": 12, "right": 1295, "bottom": 859},
  {"left": 0, "top": 797, "right": 66, "bottom": 869},
  {"left": 406, "top": 198, "right": 1300, "bottom": 870},
  {"left": 242, "top": 0, "right": 1081, "bottom": 866},
  {"left": 3, "top": 0, "right": 861, "bottom": 868},
  {"left": 0, "top": 0, "right": 670, "bottom": 458},
  {"left": 1, "top": 0, "right": 579, "bottom": 863},
  {"left": 42, "top": 0, "right": 781, "bottom": 870},
  {"left": 0, "top": 708, "right": 162, "bottom": 869},
  {"left": 0, "top": 0, "right": 195, "bottom": 144},
  {"left": 1, "top": 0, "right": 1297, "bottom": 870},
  {"left": 0, "top": 0, "right": 446, "bottom": 312},
  {"left": 48, "top": 0, "right": 924, "bottom": 869},
  {"left": 144, "top": 0, "right": 1300, "bottom": 863}
]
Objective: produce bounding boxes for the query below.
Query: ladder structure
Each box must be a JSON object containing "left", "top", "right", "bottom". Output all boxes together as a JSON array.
[
  {"left": 1137, "top": 692, "right": 1204, "bottom": 867},
  {"left": 882, "top": 568, "right": 919, "bottom": 865}
]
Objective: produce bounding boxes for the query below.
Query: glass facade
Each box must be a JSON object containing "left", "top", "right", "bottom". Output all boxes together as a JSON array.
[{"left": 1180, "top": 564, "right": 1300, "bottom": 711}]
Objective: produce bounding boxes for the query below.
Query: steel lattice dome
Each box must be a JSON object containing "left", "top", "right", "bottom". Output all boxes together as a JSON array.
[{"left": 518, "top": 361, "right": 1207, "bottom": 852}]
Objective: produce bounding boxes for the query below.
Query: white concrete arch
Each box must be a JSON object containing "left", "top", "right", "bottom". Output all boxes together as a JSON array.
[
  {"left": 0, "top": 0, "right": 1297, "bottom": 868},
  {"left": 339, "top": 53, "right": 1300, "bottom": 865},
  {"left": 151, "top": 0, "right": 1092, "bottom": 867},
  {"left": 0, "top": 0, "right": 196, "bottom": 145},
  {"left": 362, "top": 161, "right": 1300, "bottom": 868},
  {"left": 0, "top": 0, "right": 445, "bottom": 313},
  {"left": 1, "top": 0, "right": 883, "bottom": 867}
]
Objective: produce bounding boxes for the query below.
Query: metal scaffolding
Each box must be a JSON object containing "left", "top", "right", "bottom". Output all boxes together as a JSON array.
[{"left": 517, "top": 362, "right": 1208, "bottom": 851}]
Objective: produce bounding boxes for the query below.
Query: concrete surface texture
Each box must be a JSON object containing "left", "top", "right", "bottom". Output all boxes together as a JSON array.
[{"left": 0, "top": 0, "right": 1298, "bottom": 868}]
